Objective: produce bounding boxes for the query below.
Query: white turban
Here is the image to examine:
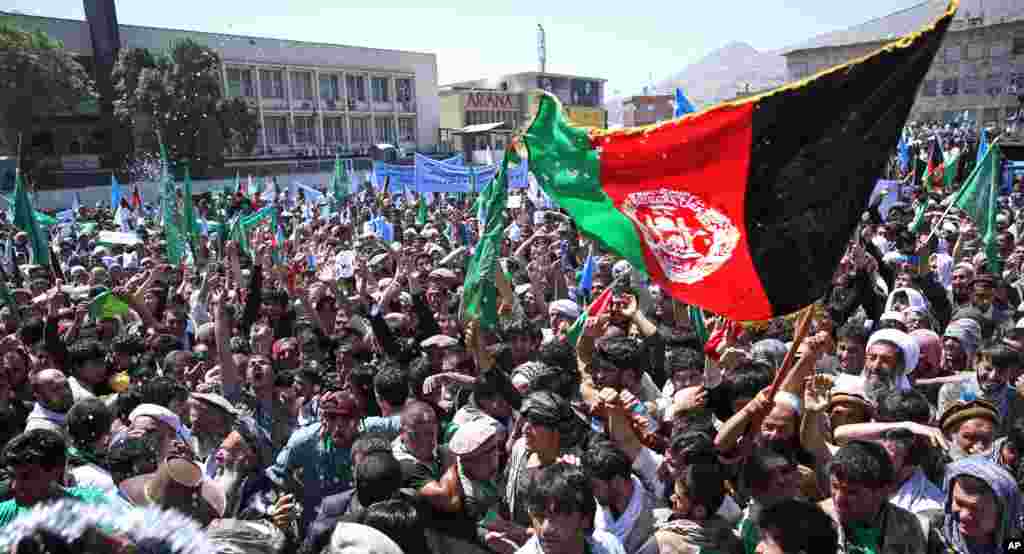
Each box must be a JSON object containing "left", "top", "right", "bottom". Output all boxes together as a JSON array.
[{"left": 866, "top": 328, "right": 919, "bottom": 374}]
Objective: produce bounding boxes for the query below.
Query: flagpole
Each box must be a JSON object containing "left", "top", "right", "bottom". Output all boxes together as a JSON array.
[{"left": 920, "top": 135, "right": 1002, "bottom": 250}]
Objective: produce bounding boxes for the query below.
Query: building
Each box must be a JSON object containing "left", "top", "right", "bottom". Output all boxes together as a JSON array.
[
  {"left": 621, "top": 95, "right": 674, "bottom": 126},
  {"left": 3, "top": 11, "right": 440, "bottom": 178},
  {"left": 439, "top": 71, "right": 606, "bottom": 160},
  {"left": 781, "top": 0, "right": 1024, "bottom": 128}
]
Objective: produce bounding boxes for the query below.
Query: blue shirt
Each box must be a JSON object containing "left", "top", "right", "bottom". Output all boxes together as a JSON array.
[{"left": 266, "top": 422, "right": 352, "bottom": 533}]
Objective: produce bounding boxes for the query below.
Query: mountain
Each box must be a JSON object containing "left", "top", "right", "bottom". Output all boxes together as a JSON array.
[{"left": 606, "top": 41, "right": 788, "bottom": 125}]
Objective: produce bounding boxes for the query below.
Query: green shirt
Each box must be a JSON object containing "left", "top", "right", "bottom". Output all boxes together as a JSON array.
[{"left": 0, "top": 486, "right": 109, "bottom": 528}]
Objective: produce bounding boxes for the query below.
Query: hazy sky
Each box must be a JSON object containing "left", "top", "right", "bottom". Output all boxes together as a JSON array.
[{"left": 9, "top": 0, "right": 925, "bottom": 94}]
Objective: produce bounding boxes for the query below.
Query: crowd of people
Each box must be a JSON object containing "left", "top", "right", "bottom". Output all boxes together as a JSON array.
[{"left": 0, "top": 133, "right": 1022, "bottom": 554}]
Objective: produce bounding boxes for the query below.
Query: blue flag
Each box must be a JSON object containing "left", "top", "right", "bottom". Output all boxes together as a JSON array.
[
  {"left": 579, "top": 254, "right": 595, "bottom": 297},
  {"left": 111, "top": 176, "right": 122, "bottom": 208},
  {"left": 897, "top": 132, "right": 911, "bottom": 174},
  {"left": 977, "top": 127, "right": 989, "bottom": 167},
  {"left": 674, "top": 88, "right": 696, "bottom": 117}
]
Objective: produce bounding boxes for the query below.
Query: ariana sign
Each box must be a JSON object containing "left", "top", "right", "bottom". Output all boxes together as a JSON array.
[{"left": 466, "top": 92, "right": 516, "bottom": 111}]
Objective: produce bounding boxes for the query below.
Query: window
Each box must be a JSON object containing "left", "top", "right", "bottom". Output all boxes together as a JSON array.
[
  {"left": 375, "top": 118, "right": 394, "bottom": 143},
  {"left": 1013, "top": 35, "right": 1024, "bottom": 56},
  {"left": 789, "top": 62, "right": 810, "bottom": 79},
  {"left": 292, "top": 72, "right": 313, "bottom": 100},
  {"left": 227, "top": 68, "right": 254, "bottom": 97},
  {"left": 396, "top": 79, "right": 413, "bottom": 102},
  {"left": 351, "top": 118, "right": 370, "bottom": 143},
  {"left": 944, "top": 45, "right": 961, "bottom": 63},
  {"left": 398, "top": 118, "right": 415, "bottom": 142},
  {"left": 265, "top": 117, "right": 288, "bottom": 145},
  {"left": 962, "top": 74, "right": 981, "bottom": 95},
  {"left": 992, "top": 40, "right": 1011, "bottom": 57},
  {"left": 941, "top": 78, "right": 959, "bottom": 96},
  {"left": 942, "top": 111, "right": 958, "bottom": 123},
  {"left": 324, "top": 118, "right": 344, "bottom": 143},
  {"left": 966, "top": 43, "right": 985, "bottom": 60},
  {"left": 346, "top": 75, "right": 366, "bottom": 102},
  {"left": 921, "top": 79, "right": 938, "bottom": 96},
  {"left": 294, "top": 116, "right": 316, "bottom": 143},
  {"left": 320, "top": 75, "right": 340, "bottom": 102},
  {"left": 983, "top": 107, "right": 1000, "bottom": 123},
  {"left": 371, "top": 77, "right": 390, "bottom": 102},
  {"left": 260, "top": 70, "right": 284, "bottom": 98},
  {"left": 987, "top": 74, "right": 1004, "bottom": 96}
]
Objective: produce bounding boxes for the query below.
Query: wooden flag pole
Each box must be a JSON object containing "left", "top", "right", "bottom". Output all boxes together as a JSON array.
[{"left": 742, "top": 305, "right": 815, "bottom": 446}]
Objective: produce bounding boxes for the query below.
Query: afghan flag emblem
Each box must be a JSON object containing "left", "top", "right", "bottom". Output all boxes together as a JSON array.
[{"left": 524, "top": 0, "right": 956, "bottom": 321}]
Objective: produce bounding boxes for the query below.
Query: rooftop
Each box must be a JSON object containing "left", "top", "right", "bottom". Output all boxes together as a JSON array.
[
  {"left": 782, "top": 0, "right": 1024, "bottom": 55},
  {"left": 0, "top": 11, "right": 436, "bottom": 68}
]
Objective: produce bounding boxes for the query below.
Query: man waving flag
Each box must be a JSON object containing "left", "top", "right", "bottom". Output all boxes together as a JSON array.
[{"left": 523, "top": 0, "right": 956, "bottom": 321}]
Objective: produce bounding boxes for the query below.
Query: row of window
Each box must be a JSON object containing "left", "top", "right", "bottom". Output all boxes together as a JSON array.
[
  {"left": 920, "top": 72, "right": 1024, "bottom": 97},
  {"left": 918, "top": 106, "right": 1021, "bottom": 124},
  {"left": 939, "top": 36, "right": 1024, "bottom": 64},
  {"left": 226, "top": 68, "right": 413, "bottom": 103},
  {"left": 260, "top": 116, "right": 416, "bottom": 146},
  {"left": 789, "top": 36, "right": 1024, "bottom": 81}
]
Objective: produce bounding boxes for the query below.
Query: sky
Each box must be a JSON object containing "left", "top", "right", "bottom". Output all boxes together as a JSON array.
[{"left": 7, "top": 0, "right": 927, "bottom": 95}]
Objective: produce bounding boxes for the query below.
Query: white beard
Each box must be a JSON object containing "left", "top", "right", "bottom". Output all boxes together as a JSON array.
[{"left": 214, "top": 464, "right": 243, "bottom": 507}]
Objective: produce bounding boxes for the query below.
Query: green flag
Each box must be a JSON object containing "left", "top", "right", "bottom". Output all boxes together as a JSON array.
[
  {"left": 333, "top": 155, "right": 349, "bottom": 204},
  {"left": 12, "top": 169, "right": 49, "bottom": 266},
  {"left": 954, "top": 143, "right": 1001, "bottom": 275},
  {"left": 33, "top": 212, "right": 57, "bottom": 227},
  {"left": 159, "top": 143, "right": 185, "bottom": 265},
  {"left": 89, "top": 290, "right": 132, "bottom": 321},
  {"left": 417, "top": 195, "right": 428, "bottom": 226},
  {"left": 459, "top": 152, "right": 512, "bottom": 330},
  {"left": 229, "top": 206, "right": 274, "bottom": 256},
  {"left": 182, "top": 163, "right": 200, "bottom": 247},
  {"left": 688, "top": 306, "right": 708, "bottom": 346},
  {"left": 909, "top": 196, "right": 931, "bottom": 234}
]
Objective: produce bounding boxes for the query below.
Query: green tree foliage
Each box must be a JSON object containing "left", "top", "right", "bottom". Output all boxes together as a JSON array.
[
  {"left": 0, "top": 18, "right": 93, "bottom": 157},
  {"left": 113, "top": 38, "right": 260, "bottom": 176}
]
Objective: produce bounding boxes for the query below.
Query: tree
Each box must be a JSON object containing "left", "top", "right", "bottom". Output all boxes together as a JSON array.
[
  {"left": 0, "top": 19, "right": 93, "bottom": 161},
  {"left": 113, "top": 38, "right": 260, "bottom": 176}
]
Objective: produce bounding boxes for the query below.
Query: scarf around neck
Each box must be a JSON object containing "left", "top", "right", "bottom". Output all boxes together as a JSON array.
[
  {"left": 594, "top": 475, "right": 646, "bottom": 545},
  {"left": 29, "top": 403, "right": 66, "bottom": 426}
]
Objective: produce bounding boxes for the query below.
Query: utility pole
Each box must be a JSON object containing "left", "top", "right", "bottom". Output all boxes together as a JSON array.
[{"left": 537, "top": 24, "right": 547, "bottom": 74}]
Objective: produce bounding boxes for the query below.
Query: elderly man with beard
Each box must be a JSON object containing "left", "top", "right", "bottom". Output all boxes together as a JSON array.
[
  {"left": 211, "top": 415, "right": 295, "bottom": 531},
  {"left": 861, "top": 329, "right": 919, "bottom": 406},
  {"left": 268, "top": 390, "right": 360, "bottom": 535},
  {"left": 715, "top": 332, "right": 832, "bottom": 501},
  {"left": 24, "top": 369, "right": 74, "bottom": 436},
  {"left": 938, "top": 342, "right": 1024, "bottom": 437},
  {"left": 189, "top": 393, "right": 236, "bottom": 474}
]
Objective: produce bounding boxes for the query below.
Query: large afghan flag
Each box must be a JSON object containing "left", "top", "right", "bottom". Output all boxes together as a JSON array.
[{"left": 524, "top": 1, "right": 955, "bottom": 321}]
